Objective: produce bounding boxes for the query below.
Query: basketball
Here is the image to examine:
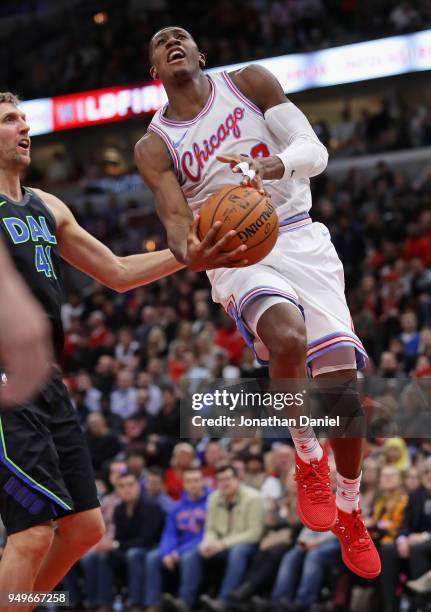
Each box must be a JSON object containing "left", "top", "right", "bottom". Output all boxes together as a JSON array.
[{"left": 197, "top": 185, "right": 279, "bottom": 265}]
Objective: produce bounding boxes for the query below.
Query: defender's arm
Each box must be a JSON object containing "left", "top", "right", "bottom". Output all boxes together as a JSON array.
[{"left": 33, "top": 189, "right": 185, "bottom": 292}]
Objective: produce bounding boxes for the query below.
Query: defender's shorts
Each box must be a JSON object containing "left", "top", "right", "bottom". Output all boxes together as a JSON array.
[
  {"left": 207, "top": 213, "right": 367, "bottom": 369},
  {"left": 0, "top": 368, "right": 99, "bottom": 534}
]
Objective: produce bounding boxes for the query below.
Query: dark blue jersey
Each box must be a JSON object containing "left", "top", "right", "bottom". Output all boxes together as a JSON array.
[{"left": 0, "top": 187, "right": 64, "bottom": 355}]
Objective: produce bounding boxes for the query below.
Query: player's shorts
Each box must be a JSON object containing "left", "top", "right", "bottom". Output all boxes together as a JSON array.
[
  {"left": 0, "top": 368, "right": 99, "bottom": 535},
  {"left": 207, "top": 212, "right": 368, "bottom": 372}
]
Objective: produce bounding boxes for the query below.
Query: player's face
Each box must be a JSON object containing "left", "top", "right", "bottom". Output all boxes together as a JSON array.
[
  {"left": 0, "top": 103, "right": 31, "bottom": 170},
  {"left": 150, "top": 28, "right": 204, "bottom": 82}
]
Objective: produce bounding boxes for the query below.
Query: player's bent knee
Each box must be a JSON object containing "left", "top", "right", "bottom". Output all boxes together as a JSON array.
[
  {"left": 268, "top": 328, "right": 307, "bottom": 365},
  {"left": 9, "top": 523, "right": 54, "bottom": 560},
  {"left": 58, "top": 508, "right": 105, "bottom": 551}
]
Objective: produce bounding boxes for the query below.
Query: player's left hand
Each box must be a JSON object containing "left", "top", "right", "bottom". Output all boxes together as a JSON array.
[{"left": 217, "top": 154, "right": 266, "bottom": 195}]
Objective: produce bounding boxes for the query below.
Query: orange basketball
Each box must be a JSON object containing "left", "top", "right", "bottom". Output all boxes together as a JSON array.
[{"left": 197, "top": 185, "right": 279, "bottom": 265}]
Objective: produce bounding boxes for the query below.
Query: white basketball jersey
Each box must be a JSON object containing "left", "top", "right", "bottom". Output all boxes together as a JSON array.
[{"left": 148, "top": 71, "right": 311, "bottom": 221}]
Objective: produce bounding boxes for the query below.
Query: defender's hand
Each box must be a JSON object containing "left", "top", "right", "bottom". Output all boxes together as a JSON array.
[
  {"left": 185, "top": 216, "right": 248, "bottom": 271},
  {"left": 217, "top": 154, "right": 266, "bottom": 194}
]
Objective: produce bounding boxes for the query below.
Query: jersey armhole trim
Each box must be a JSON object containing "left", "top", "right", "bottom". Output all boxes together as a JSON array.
[
  {"left": 147, "top": 124, "right": 181, "bottom": 180},
  {"left": 222, "top": 71, "right": 264, "bottom": 117},
  {"left": 25, "top": 187, "right": 58, "bottom": 231}
]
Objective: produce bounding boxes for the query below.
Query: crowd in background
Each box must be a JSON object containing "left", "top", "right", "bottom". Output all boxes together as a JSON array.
[
  {"left": 2, "top": 0, "right": 431, "bottom": 98},
  {"left": 316, "top": 94, "right": 431, "bottom": 158}
]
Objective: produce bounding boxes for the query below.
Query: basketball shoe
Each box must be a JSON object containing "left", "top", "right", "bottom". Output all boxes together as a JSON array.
[
  {"left": 332, "top": 507, "right": 381, "bottom": 579},
  {"left": 294, "top": 447, "right": 337, "bottom": 531}
]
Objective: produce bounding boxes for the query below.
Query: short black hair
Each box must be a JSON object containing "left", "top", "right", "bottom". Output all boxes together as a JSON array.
[
  {"left": 118, "top": 470, "right": 139, "bottom": 482},
  {"left": 149, "top": 26, "right": 195, "bottom": 63},
  {"left": 216, "top": 464, "right": 238, "bottom": 478},
  {"left": 147, "top": 466, "right": 164, "bottom": 478}
]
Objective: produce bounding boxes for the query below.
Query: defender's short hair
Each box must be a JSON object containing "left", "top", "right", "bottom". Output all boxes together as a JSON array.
[{"left": 0, "top": 92, "right": 20, "bottom": 106}]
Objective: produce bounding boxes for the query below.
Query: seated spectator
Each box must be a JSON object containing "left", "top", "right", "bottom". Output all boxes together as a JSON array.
[
  {"left": 186, "top": 464, "right": 265, "bottom": 611},
  {"left": 404, "top": 466, "right": 420, "bottom": 494},
  {"left": 268, "top": 526, "right": 340, "bottom": 611},
  {"left": 164, "top": 443, "right": 196, "bottom": 501},
  {"left": 110, "top": 370, "right": 138, "bottom": 419},
  {"left": 115, "top": 326, "right": 140, "bottom": 368},
  {"left": 399, "top": 311, "right": 421, "bottom": 369},
  {"left": 214, "top": 313, "right": 246, "bottom": 366},
  {"left": 126, "top": 451, "right": 147, "bottom": 489},
  {"left": 380, "top": 458, "right": 431, "bottom": 612},
  {"left": 230, "top": 482, "right": 301, "bottom": 604},
  {"left": 149, "top": 384, "right": 181, "bottom": 444},
  {"left": 243, "top": 453, "right": 266, "bottom": 491},
  {"left": 93, "top": 355, "right": 117, "bottom": 396},
  {"left": 74, "top": 370, "right": 102, "bottom": 412},
  {"left": 61, "top": 459, "right": 125, "bottom": 608},
  {"left": 97, "top": 472, "right": 165, "bottom": 610},
  {"left": 136, "top": 370, "right": 162, "bottom": 416},
  {"left": 144, "top": 466, "right": 176, "bottom": 513},
  {"left": 85, "top": 413, "right": 123, "bottom": 473},
  {"left": 260, "top": 451, "right": 283, "bottom": 503},
  {"left": 382, "top": 437, "right": 410, "bottom": 472},
  {"left": 200, "top": 440, "right": 227, "bottom": 489},
  {"left": 367, "top": 466, "right": 408, "bottom": 545},
  {"left": 145, "top": 468, "right": 211, "bottom": 610}
]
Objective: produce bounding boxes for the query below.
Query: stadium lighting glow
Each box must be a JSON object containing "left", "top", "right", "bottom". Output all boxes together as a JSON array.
[
  {"left": 93, "top": 12, "right": 108, "bottom": 25},
  {"left": 21, "top": 29, "right": 431, "bottom": 136}
]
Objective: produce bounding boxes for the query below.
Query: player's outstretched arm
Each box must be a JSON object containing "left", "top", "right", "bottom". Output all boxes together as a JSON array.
[
  {"left": 0, "top": 240, "right": 52, "bottom": 406},
  {"left": 32, "top": 189, "right": 184, "bottom": 291},
  {"left": 135, "top": 131, "right": 248, "bottom": 271},
  {"left": 218, "top": 65, "right": 328, "bottom": 187}
]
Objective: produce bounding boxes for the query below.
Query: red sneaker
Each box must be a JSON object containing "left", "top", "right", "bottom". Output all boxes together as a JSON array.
[
  {"left": 332, "top": 507, "right": 381, "bottom": 579},
  {"left": 294, "top": 448, "right": 336, "bottom": 531}
]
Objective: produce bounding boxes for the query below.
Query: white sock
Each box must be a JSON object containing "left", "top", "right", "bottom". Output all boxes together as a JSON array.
[
  {"left": 336, "top": 472, "right": 361, "bottom": 513},
  {"left": 290, "top": 425, "right": 323, "bottom": 463}
]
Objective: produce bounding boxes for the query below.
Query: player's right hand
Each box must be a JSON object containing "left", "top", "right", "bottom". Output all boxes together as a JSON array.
[{"left": 185, "top": 216, "right": 248, "bottom": 271}]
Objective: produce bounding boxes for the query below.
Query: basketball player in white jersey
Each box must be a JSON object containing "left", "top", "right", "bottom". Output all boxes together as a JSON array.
[{"left": 135, "top": 27, "right": 381, "bottom": 586}]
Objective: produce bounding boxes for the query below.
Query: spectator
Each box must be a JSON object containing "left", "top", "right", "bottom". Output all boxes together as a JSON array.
[
  {"left": 126, "top": 451, "right": 147, "bottom": 488},
  {"left": 360, "top": 457, "right": 381, "bottom": 518},
  {"left": 93, "top": 355, "right": 117, "bottom": 396},
  {"left": 110, "top": 370, "right": 138, "bottom": 419},
  {"left": 61, "top": 459, "right": 125, "bottom": 609},
  {"left": 150, "top": 384, "right": 181, "bottom": 443},
  {"left": 243, "top": 453, "right": 266, "bottom": 491},
  {"left": 136, "top": 371, "right": 162, "bottom": 416},
  {"left": 399, "top": 311, "right": 421, "bottom": 367},
  {"left": 98, "top": 472, "right": 165, "bottom": 610},
  {"left": 144, "top": 465, "right": 176, "bottom": 513},
  {"left": 367, "top": 465, "right": 408, "bottom": 545},
  {"left": 74, "top": 371, "right": 102, "bottom": 412},
  {"left": 269, "top": 526, "right": 340, "bottom": 611},
  {"left": 85, "top": 413, "right": 123, "bottom": 473},
  {"left": 115, "top": 326, "right": 140, "bottom": 368},
  {"left": 382, "top": 437, "right": 411, "bottom": 472},
  {"left": 230, "top": 482, "right": 301, "bottom": 604},
  {"left": 380, "top": 458, "right": 431, "bottom": 612},
  {"left": 164, "top": 443, "right": 196, "bottom": 501},
  {"left": 404, "top": 466, "right": 420, "bottom": 494},
  {"left": 201, "top": 441, "right": 227, "bottom": 488},
  {"left": 145, "top": 467, "right": 211, "bottom": 610},
  {"left": 190, "top": 464, "right": 265, "bottom": 611}
]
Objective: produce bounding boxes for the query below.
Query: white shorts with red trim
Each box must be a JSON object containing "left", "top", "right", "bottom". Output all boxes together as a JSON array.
[{"left": 207, "top": 215, "right": 367, "bottom": 370}]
